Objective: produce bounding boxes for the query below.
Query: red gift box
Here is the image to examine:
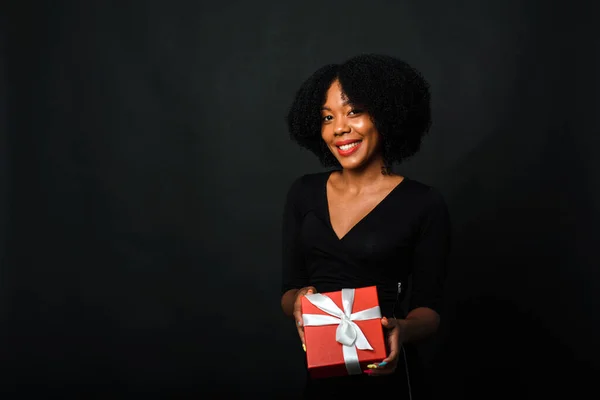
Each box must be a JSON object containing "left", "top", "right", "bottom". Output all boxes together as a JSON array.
[{"left": 301, "top": 286, "right": 387, "bottom": 379}]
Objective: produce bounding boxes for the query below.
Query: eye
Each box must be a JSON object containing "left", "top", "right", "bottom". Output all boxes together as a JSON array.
[
  {"left": 348, "top": 108, "right": 363, "bottom": 116},
  {"left": 322, "top": 115, "right": 333, "bottom": 122}
]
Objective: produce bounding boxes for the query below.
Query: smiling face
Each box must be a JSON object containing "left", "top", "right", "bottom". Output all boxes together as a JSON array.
[{"left": 321, "top": 80, "right": 383, "bottom": 171}]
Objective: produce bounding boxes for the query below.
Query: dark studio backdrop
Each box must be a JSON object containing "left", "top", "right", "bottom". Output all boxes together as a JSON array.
[{"left": 2, "top": 0, "right": 599, "bottom": 398}]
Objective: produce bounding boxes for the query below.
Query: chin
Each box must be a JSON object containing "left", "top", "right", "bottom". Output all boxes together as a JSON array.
[{"left": 338, "top": 158, "right": 367, "bottom": 171}]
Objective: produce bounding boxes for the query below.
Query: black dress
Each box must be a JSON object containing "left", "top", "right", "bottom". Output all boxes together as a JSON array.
[{"left": 281, "top": 171, "right": 451, "bottom": 398}]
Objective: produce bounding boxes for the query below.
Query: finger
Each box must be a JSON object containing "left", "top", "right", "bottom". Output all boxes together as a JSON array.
[
  {"left": 293, "top": 287, "right": 315, "bottom": 329},
  {"left": 293, "top": 301, "right": 305, "bottom": 328},
  {"left": 381, "top": 333, "right": 400, "bottom": 364},
  {"left": 365, "top": 361, "right": 389, "bottom": 371},
  {"left": 381, "top": 317, "right": 400, "bottom": 359},
  {"left": 293, "top": 311, "right": 305, "bottom": 330},
  {"left": 365, "top": 364, "right": 397, "bottom": 376},
  {"left": 296, "top": 323, "right": 306, "bottom": 345},
  {"left": 381, "top": 316, "right": 397, "bottom": 330},
  {"left": 294, "top": 288, "right": 314, "bottom": 311},
  {"left": 293, "top": 309, "right": 306, "bottom": 343},
  {"left": 366, "top": 353, "right": 399, "bottom": 376},
  {"left": 364, "top": 318, "right": 400, "bottom": 376},
  {"left": 297, "top": 326, "right": 306, "bottom": 347},
  {"left": 366, "top": 343, "right": 400, "bottom": 377},
  {"left": 294, "top": 308, "right": 303, "bottom": 325},
  {"left": 370, "top": 352, "right": 398, "bottom": 371},
  {"left": 381, "top": 348, "right": 399, "bottom": 365},
  {"left": 293, "top": 287, "right": 316, "bottom": 351},
  {"left": 378, "top": 328, "right": 400, "bottom": 365},
  {"left": 365, "top": 357, "right": 398, "bottom": 376}
]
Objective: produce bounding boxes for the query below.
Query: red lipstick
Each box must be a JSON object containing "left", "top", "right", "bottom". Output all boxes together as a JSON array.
[{"left": 335, "top": 139, "right": 362, "bottom": 156}]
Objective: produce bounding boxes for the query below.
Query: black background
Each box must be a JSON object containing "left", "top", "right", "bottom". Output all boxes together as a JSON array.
[{"left": 2, "top": 0, "right": 599, "bottom": 398}]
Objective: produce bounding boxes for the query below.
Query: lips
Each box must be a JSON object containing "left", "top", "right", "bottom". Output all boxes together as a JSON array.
[
  {"left": 334, "top": 139, "right": 361, "bottom": 146},
  {"left": 335, "top": 140, "right": 362, "bottom": 156}
]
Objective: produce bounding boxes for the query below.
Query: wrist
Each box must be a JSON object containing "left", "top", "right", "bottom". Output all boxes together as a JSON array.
[
  {"left": 396, "top": 318, "right": 409, "bottom": 343},
  {"left": 396, "top": 308, "right": 441, "bottom": 343},
  {"left": 281, "top": 289, "right": 300, "bottom": 317}
]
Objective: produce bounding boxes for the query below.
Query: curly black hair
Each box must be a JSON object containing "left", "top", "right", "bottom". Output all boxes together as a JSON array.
[{"left": 286, "top": 54, "right": 431, "bottom": 168}]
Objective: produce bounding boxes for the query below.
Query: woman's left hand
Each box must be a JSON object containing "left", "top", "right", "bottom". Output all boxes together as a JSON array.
[{"left": 365, "top": 317, "right": 403, "bottom": 376}]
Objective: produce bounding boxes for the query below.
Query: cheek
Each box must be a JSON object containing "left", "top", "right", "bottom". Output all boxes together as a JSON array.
[
  {"left": 351, "top": 118, "right": 378, "bottom": 140},
  {"left": 321, "top": 126, "right": 333, "bottom": 142},
  {"left": 351, "top": 119, "right": 366, "bottom": 131},
  {"left": 351, "top": 116, "right": 377, "bottom": 134}
]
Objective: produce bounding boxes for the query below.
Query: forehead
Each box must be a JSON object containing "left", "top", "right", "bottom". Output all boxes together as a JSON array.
[{"left": 324, "top": 80, "right": 349, "bottom": 105}]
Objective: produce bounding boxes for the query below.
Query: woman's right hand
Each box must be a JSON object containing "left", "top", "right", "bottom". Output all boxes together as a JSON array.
[{"left": 293, "top": 286, "right": 317, "bottom": 350}]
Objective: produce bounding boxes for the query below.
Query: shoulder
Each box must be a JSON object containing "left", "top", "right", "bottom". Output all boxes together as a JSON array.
[
  {"left": 286, "top": 171, "right": 331, "bottom": 194},
  {"left": 400, "top": 178, "right": 449, "bottom": 214},
  {"left": 284, "top": 170, "right": 331, "bottom": 204}
]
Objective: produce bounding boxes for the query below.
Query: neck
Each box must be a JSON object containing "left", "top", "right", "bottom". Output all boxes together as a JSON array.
[{"left": 338, "top": 159, "right": 392, "bottom": 192}]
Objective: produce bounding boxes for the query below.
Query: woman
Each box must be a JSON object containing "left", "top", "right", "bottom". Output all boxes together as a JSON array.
[{"left": 280, "top": 54, "right": 451, "bottom": 397}]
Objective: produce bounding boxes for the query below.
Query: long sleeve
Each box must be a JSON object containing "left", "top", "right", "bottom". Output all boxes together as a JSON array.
[
  {"left": 280, "top": 177, "right": 309, "bottom": 295},
  {"left": 409, "top": 188, "right": 452, "bottom": 314}
]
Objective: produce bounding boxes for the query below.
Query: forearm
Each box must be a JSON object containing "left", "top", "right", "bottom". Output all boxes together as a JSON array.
[
  {"left": 281, "top": 289, "right": 299, "bottom": 317},
  {"left": 397, "top": 307, "right": 440, "bottom": 343}
]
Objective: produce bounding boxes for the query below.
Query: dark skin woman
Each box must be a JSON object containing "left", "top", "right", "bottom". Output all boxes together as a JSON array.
[{"left": 280, "top": 54, "right": 451, "bottom": 397}]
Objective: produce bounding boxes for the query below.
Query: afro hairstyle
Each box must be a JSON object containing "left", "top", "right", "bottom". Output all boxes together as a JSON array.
[{"left": 285, "top": 53, "right": 432, "bottom": 168}]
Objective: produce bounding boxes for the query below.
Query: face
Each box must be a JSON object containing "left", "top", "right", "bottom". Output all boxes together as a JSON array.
[{"left": 321, "top": 80, "right": 382, "bottom": 171}]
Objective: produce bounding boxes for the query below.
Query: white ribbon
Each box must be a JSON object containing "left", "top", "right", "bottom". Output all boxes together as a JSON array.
[{"left": 302, "top": 288, "right": 382, "bottom": 375}]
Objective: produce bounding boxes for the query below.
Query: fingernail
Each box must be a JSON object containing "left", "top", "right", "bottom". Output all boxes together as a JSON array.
[
  {"left": 378, "top": 361, "right": 388, "bottom": 367},
  {"left": 366, "top": 364, "right": 378, "bottom": 369},
  {"left": 297, "top": 320, "right": 302, "bottom": 326},
  {"left": 302, "top": 344, "right": 306, "bottom": 352}
]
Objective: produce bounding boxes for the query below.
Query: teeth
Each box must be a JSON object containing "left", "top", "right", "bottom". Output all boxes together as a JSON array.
[{"left": 339, "top": 142, "right": 360, "bottom": 151}]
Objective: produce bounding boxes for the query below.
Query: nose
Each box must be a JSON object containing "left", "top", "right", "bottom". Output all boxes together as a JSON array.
[{"left": 334, "top": 118, "right": 350, "bottom": 136}]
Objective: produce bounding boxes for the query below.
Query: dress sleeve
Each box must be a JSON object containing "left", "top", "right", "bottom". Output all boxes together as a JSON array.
[
  {"left": 409, "top": 188, "right": 452, "bottom": 315},
  {"left": 280, "top": 177, "right": 310, "bottom": 295}
]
